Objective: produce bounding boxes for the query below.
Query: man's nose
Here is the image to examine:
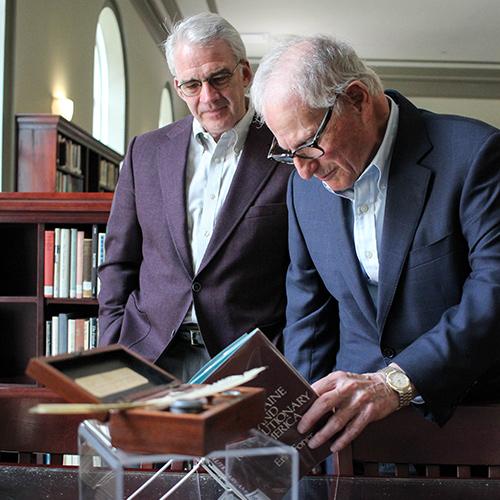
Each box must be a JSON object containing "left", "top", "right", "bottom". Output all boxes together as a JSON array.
[
  {"left": 293, "top": 156, "right": 317, "bottom": 180},
  {"left": 199, "top": 81, "right": 220, "bottom": 102}
]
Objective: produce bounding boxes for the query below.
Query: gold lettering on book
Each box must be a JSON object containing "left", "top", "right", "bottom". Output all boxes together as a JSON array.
[{"left": 75, "top": 368, "right": 148, "bottom": 398}]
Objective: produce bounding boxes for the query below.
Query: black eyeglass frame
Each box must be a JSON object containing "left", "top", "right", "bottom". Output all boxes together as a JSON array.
[
  {"left": 267, "top": 96, "right": 339, "bottom": 165},
  {"left": 177, "top": 61, "right": 242, "bottom": 97}
]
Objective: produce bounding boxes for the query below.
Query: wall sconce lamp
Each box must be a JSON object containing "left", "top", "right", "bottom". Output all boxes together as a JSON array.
[{"left": 51, "top": 96, "right": 74, "bottom": 121}]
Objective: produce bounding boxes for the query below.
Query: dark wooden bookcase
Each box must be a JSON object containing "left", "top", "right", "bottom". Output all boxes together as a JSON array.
[
  {"left": 16, "top": 114, "right": 123, "bottom": 192},
  {"left": 0, "top": 193, "right": 112, "bottom": 385}
]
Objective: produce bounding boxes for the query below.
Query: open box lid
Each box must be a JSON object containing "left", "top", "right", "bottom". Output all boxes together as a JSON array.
[{"left": 26, "top": 344, "right": 184, "bottom": 404}]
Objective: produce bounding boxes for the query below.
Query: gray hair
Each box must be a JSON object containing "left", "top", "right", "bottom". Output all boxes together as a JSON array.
[
  {"left": 164, "top": 13, "right": 247, "bottom": 76},
  {"left": 251, "top": 35, "right": 383, "bottom": 118}
]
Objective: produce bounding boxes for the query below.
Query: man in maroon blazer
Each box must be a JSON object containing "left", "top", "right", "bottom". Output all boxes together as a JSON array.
[{"left": 98, "top": 13, "right": 292, "bottom": 381}]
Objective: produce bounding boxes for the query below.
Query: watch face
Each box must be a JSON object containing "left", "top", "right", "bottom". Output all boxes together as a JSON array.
[{"left": 388, "top": 370, "right": 410, "bottom": 390}]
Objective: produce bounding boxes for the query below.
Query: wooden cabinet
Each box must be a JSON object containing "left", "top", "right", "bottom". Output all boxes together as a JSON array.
[
  {"left": 16, "top": 114, "right": 123, "bottom": 192},
  {"left": 0, "top": 193, "right": 112, "bottom": 385}
]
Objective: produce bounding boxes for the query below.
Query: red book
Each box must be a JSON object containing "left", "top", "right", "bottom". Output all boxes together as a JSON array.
[{"left": 44, "top": 230, "right": 55, "bottom": 297}]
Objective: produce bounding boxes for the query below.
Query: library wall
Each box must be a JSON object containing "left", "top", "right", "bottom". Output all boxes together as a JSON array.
[{"left": 4, "top": 0, "right": 187, "bottom": 190}]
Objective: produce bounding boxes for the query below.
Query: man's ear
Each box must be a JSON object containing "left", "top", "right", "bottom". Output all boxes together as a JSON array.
[
  {"left": 173, "top": 79, "right": 185, "bottom": 101},
  {"left": 240, "top": 60, "right": 253, "bottom": 87},
  {"left": 344, "top": 81, "right": 370, "bottom": 112}
]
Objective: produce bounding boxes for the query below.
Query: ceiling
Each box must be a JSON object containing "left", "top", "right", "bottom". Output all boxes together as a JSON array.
[{"left": 131, "top": 0, "right": 500, "bottom": 97}]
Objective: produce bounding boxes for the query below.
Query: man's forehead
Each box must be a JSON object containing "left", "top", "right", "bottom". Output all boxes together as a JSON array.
[
  {"left": 174, "top": 40, "right": 235, "bottom": 75},
  {"left": 265, "top": 100, "right": 322, "bottom": 148}
]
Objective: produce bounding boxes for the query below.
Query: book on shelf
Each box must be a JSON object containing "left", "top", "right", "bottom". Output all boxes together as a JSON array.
[
  {"left": 53, "top": 228, "right": 61, "bottom": 298},
  {"left": 82, "top": 238, "right": 93, "bottom": 298},
  {"left": 91, "top": 224, "right": 98, "bottom": 297},
  {"left": 97, "top": 231, "right": 106, "bottom": 295},
  {"left": 43, "top": 230, "right": 55, "bottom": 298},
  {"left": 59, "top": 228, "right": 71, "bottom": 298},
  {"left": 189, "top": 328, "right": 332, "bottom": 477},
  {"left": 45, "top": 315, "right": 99, "bottom": 355},
  {"left": 51, "top": 315, "right": 59, "bottom": 356},
  {"left": 76, "top": 230, "right": 84, "bottom": 298},
  {"left": 69, "top": 228, "right": 78, "bottom": 298}
]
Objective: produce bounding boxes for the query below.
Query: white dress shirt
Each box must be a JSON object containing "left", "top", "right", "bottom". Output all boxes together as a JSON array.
[
  {"left": 184, "top": 106, "right": 254, "bottom": 324},
  {"left": 327, "top": 96, "right": 399, "bottom": 305}
]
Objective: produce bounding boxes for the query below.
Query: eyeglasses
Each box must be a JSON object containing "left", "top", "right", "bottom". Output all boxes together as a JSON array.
[
  {"left": 177, "top": 62, "right": 241, "bottom": 97},
  {"left": 267, "top": 97, "right": 338, "bottom": 165}
]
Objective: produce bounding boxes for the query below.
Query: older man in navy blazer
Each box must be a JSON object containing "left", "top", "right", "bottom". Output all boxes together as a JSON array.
[
  {"left": 98, "top": 14, "right": 291, "bottom": 381},
  {"left": 251, "top": 35, "right": 500, "bottom": 453}
]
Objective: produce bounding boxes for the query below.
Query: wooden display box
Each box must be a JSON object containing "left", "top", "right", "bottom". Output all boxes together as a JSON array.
[{"left": 26, "top": 345, "right": 265, "bottom": 456}]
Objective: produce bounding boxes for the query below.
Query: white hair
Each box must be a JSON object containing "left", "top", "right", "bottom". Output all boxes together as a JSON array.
[
  {"left": 251, "top": 35, "right": 383, "bottom": 118},
  {"left": 164, "top": 13, "right": 247, "bottom": 76}
]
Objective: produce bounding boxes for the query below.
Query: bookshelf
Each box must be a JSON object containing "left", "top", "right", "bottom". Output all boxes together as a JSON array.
[
  {"left": 16, "top": 114, "right": 123, "bottom": 192},
  {"left": 0, "top": 193, "right": 112, "bottom": 385}
]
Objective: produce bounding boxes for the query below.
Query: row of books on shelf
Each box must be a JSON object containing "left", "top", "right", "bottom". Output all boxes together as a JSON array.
[
  {"left": 45, "top": 315, "right": 99, "bottom": 356},
  {"left": 44, "top": 225, "right": 105, "bottom": 299},
  {"left": 57, "top": 134, "right": 82, "bottom": 176},
  {"left": 56, "top": 170, "right": 84, "bottom": 192},
  {"left": 98, "top": 159, "right": 119, "bottom": 191}
]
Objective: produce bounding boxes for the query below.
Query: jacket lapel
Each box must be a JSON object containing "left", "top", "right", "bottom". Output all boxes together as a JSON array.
[
  {"left": 377, "top": 92, "right": 433, "bottom": 332},
  {"left": 158, "top": 117, "right": 194, "bottom": 277},
  {"left": 196, "top": 121, "right": 277, "bottom": 274},
  {"left": 319, "top": 186, "right": 378, "bottom": 322}
]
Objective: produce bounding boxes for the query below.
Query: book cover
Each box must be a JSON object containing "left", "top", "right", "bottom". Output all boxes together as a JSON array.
[
  {"left": 43, "top": 230, "right": 55, "bottom": 298},
  {"left": 190, "top": 329, "right": 331, "bottom": 477}
]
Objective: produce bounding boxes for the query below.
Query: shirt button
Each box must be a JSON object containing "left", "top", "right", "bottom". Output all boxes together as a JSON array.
[
  {"left": 210, "top": 194, "right": 216, "bottom": 200},
  {"left": 382, "top": 346, "right": 396, "bottom": 358},
  {"left": 192, "top": 282, "right": 202, "bottom": 293},
  {"left": 360, "top": 204, "right": 369, "bottom": 214},
  {"left": 204, "top": 230, "right": 210, "bottom": 238},
  {"left": 365, "top": 251, "right": 373, "bottom": 259}
]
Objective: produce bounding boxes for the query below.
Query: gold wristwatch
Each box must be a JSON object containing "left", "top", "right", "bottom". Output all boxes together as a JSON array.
[{"left": 378, "top": 366, "right": 415, "bottom": 409}]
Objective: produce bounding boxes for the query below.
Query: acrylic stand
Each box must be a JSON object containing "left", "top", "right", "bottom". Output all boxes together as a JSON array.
[{"left": 78, "top": 419, "right": 299, "bottom": 500}]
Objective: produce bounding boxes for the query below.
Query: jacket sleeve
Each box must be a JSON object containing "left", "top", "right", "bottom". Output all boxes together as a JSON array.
[
  {"left": 284, "top": 172, "right": 339, "bottom": 383},
  {"left": 98, "top": 137, "right": 142, "bottom": 346}
]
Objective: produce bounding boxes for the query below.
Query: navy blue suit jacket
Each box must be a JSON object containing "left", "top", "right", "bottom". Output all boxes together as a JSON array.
[{"left": 284, "top": 90, "right": 500, "bottom": 424}]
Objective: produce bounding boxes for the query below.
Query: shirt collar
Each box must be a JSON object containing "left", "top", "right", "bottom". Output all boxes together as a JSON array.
[
  {"left": 192, "top": 104, "right": 254, "bottom": 155},
  {"left": 325, "top": 94, "right": 399, "bottom": 198}
]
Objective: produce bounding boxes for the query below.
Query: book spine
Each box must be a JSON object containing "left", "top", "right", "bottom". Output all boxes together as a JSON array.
[
  {"left": 45, "top": 320, "right": 52, "bottom": 356},
  {"left": 82, "top": 238, "right": 93, "bottom": 298},
  {"left": 67, "top": 319, "right": 76, "bottom": 353},
  {"left": 51, "top": 315, "right": 59, "bottom": 356},
  {"left": 53, "top": 228, "right": 61, "bottom": 298},
  {"left": 89, "top": 317, "right": 98, "bottom": 348},
  {"left": 43, "top": 230, "right": 55, "bottom": 298},
  {"left": 75, "top": 318, "right": 85, "bottom": 351},
  {"left": 97, "top": 232, "right": 106, "bottom": 295},
  {"left": 58, "top": 313, "right": 69, "bottom": 354},
  {"left": 69, "top": 228, "right": 78, "bottom": 298},
  {"left": 76, "top": 230, "right": 84, "bottom": 298},
  {"left": 91, "top": 224, "right": 98, "bottom": 298},
  {"left": 59, "top": 228, "right": 70, "bottom": 299}
]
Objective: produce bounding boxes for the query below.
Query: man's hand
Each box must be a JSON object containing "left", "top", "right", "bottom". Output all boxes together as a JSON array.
[{"left": 297, "top": 370, "right": 399, "bottom": 453}]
